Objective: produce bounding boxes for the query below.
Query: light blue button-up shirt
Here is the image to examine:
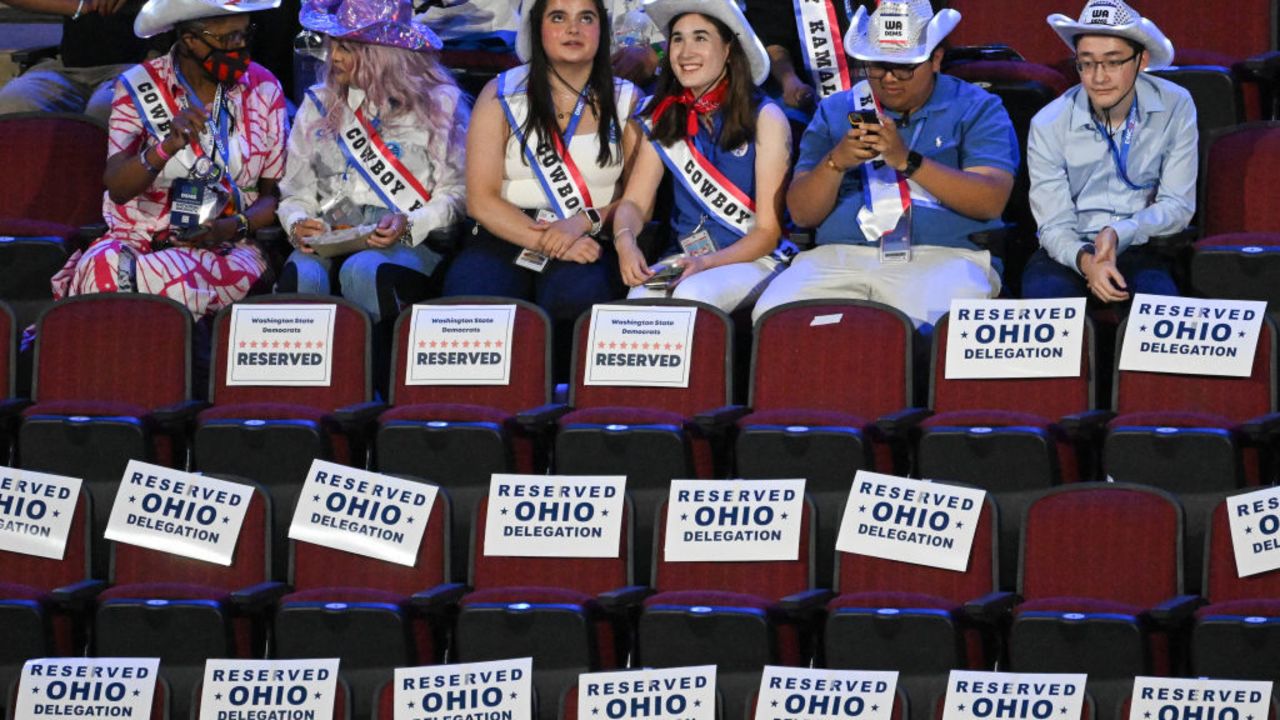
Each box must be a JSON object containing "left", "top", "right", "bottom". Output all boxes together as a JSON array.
[{"left": 1028, "top": 73, "right": 1198, "bottom": 273}]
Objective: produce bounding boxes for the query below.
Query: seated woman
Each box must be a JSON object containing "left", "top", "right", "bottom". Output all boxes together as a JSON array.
[
  {"left": 443, "top": 0, "right": 640, "bottom": 376},
  {"left": 277, "top": 0, "right": 467, "bottom": 324},
  {"left": 613, "top": 0, "right": 790, "bottom": 314},
  {"left": 51, "top": 0, "right": 287, "bottom": 319}
]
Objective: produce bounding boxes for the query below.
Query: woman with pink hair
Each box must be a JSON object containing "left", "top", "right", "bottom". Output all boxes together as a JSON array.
[{"left": 277, "top": 0, "right": 468, "bottom": 323}]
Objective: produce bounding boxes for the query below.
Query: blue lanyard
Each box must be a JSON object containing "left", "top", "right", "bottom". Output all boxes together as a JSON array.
[
  {"left": 174, "top": 66, "right": 232, "bottom": 173},
  {"left": 561, "top": 87, "right": 589, "bottom": 144},
  {"left": 1094, "top": 96, "right": 1152, "bottom": 191}
]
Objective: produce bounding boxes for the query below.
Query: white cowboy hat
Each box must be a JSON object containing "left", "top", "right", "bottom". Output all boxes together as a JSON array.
[
  {"left": 135, "top": 0, "right": 280, "bottom": 38},
  {"left": 844, "top": 0, "right": 959, "bottom": 65},
  {"left": 643, "top": 0, "right": 769, "bottom": 86},
  {"left": 1048, "top": 0, "right": 1174, "bottom": 71}
]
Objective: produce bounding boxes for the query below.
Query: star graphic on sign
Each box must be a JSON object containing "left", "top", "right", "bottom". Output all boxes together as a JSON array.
[
  {"left": 681, "top": 513, "right": 689, "bottom": 521},
  {"left": 272, "top": 341, "right": 280, "bottom": 349},
  {"left": 406, "top": 702, "right": 415, "bottom": 709},
  {"left": 316, "top": 341, "right": 324, "bottom": 348},
  {"left": 871, "top": 706, "right": 879, "bottom": 712},
  {"left": 956, "top": 521, "right": 964, "bottom": 529},
  {"left": 957, "top": 705, "right": 966, "bottom": 712},
  {"left": 214, "top": 694, "right": 222, "bottom": 701},
  {"left": 305, "top": 341, "right": 314, "bottom": 349},
  {"left": 314, "top": 693, "right": 322, "bottom": 700},
  {"left": 31, "top": 686, "right": 39, "bottom": 695},
  {"left": 484, "top": 340, "right": 492, "bottom": 348},
  {"left": 1240, "top": 331, "right": 1247, "bottom": 338},
  {"left": 693, "top": 701, "right": 701, "bottom": 708},
  {"left": 52, "top": 510, "right": 60, "bottom": 517},
  {"left": 133, "top": 690, "right": 140, "bottom": 697},
  {"left": 771, "top": 701, "right": 778, "bottom": 708},
  {"left": 429, "top": 340, "right": 438, "bottom": 348},
  {"left": 642, "top": 342, "right": 650, "bottom": 349},
  {"left": 418, "top": 341, "right": 426, "bottom": 349},
  {"left": 495, "top": 340, "right": 504, "bottom": 348},
  {"left": 250, "top": 340, "right": 259, "bottom": 348},
  {"left": 223, "top": 516, "right": 229, "bottom": 524},
  {"left": 601, "top": 509, "right": 609, "bottom": 516},
  {"left": 129, "top": 496, "right": 136, "bottom": 503},
  {"left": 407, "top": 516, "right": 414, "bottom": 524},
  {"left": 858, "top": 505, "right": 866, "bottom": 513},
  {"left": 675, "top": 343, "right": 684, "bottom": 350},
  {"left": 501, "top": 507, "right": 508, "bottom": 515},
  {"left": 460, "top": 340, "right": 470, "bottom": 348},
  {"left": 592, "top": 708, "right": 599, "bottom": 716},
  {"left": 632, "top": 342, "right": 641, "bottom": 350},
  {"left": 314, "top": 495, "right": 321, "bottom": 502},
  {"left": 1140, "top": 325, "right": 1148, "bottom": 332},
  {"left": 1062, "top": 330, "right": 1070, "bottom": 337},
  {"left": 780, "top": 513, "right": 789, "bottom": 520},
  {"left": 960, "top": 331, "right": 968, "bottom": 339},
  {"left": 510, "top": 692, "right": 518, "bottom": 700},
  {"left": 664, "top": 343, "right": 672, "bottom": 350},
  {"left": 609, "top": 342, "right": 617, "bottom": 349},
  {"left": 1246, "top": 526, "right": 1253, "bottom": 534},
  {"left": 598, "top": 341, "right": 606, "bottom": 349},
  {"left": 452, "top": 340, "right": 460, "bottom": 348},
  {"left": 239, "top": 341, "right": 246, "bottom": 348},
  {"left": 1143, "top": 713, "right": 1150, "bottom": 719}
]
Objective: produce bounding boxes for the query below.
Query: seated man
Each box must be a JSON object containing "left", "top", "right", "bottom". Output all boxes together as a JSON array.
[
  {"left": 753, "top": 0, "right": 1017, "bottom": 327},
  {"left": 745, "top": 0, "right": 859, "bottom": 121},
  {"left": 0, "top": 0, "right": 149, "bottom": 123},
  {"left": 1022, "top": 0, "right": 1196, "bottom": 304}
]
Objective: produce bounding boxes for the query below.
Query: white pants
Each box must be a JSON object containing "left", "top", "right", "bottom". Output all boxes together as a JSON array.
[
  {"left": 628, "top": 255, "right": 782, "bottom": 313},
  {"left": 751, "top": 244, "right": 1001, "bottom": 327}
]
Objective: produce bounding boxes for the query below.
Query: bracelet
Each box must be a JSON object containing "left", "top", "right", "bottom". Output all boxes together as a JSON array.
[
  {"left": 824, "top": 154, "right": 843, "bottom": 173},
  {"left": 398, "top": 217, "right": 415, "bottom": 246},
  {"left": 138, "top": 147, "right": 161, "bottom": 174},
  {"left": 233, "top": 213, "right": 250, "bottom": 240},
  {"left": 71, "top": 0, "right": 85, "bottom": 20},
  {"left": 153, "top": 142, "right": 172, "bottom": 163},
  {"left": 614, "top": 226, "right": 636, "bottom": 240}
]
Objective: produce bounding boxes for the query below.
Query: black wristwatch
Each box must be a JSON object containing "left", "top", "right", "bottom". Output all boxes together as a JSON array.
[
  {"left": 901, "top": 150, "right": 924, "bottom": 178},
  {"left": 1076, "top": 243, "right": 1097, "bottom": 272}
]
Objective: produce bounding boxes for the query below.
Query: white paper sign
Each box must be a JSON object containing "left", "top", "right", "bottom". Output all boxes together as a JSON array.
[
  {"left": 395, "top": 658, "right": 532, "bottom": 720},
  {"left": 199, "top": 659, "right": 340, "bottom": 720},
  {"left": 945, "top": 298, "right": 1086, "bottom": 379},
  {"left": 1225, "top": 486, "right": 1280, "bottom": 577},
  {"left": 483, "top": 474, "right": 625, "bottom": 558},
  {"left": 583, "top": 304, "right": 697, "bottom": 388},
  {"left": 579, "top": 666, "right": 716, "bottom": 720},
  {"left": 288, "top": 459, "right": 438, "bottom": 567},
  {"left": 836, "top": 471, "right": 985, "bottom": 572},
  {"left": 0, "top": 466, "right": 82, "bottom": 560},
  {"left": 15, "top": 657, "right": 160, "bottom": 720},
  {"left": 226, "top": 304, "right": 337, "bottom": 386},
  {"left": 1119, "top": 294, "right": 1266, "bottom": 377},
  {"left": 755, "top": 667, "right": 898, "bottom": 720},
  {"left": 942, "top": 671, "right": 1087, "bottom": 720},
  {"left": 664, "top": 479, "right": 805, "bottom": 562},
  {"left": 405, "top": 304, "right": 517, "bottom": 386},
  {"left": 1129, "top": 677, "right": 1272, "bottom": 720},
  {"left": 105, "top": 460, "right": 253, "bottom": 566}
]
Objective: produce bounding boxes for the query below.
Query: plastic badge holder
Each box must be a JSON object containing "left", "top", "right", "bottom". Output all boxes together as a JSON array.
[{"left": 879, "top": 204, "right": 913, "bottom": 264}]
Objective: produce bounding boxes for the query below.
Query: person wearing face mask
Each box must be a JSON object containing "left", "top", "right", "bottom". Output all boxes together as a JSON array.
[
  {"left": 1021, "top": 0, "right": 1195, "bottom": 304},
  {"left": 612, "top": 0, "right": 791, "bottom": 314},
  {"left": 49, "top": 0, "right": 288, "bottom": 319},
  {"left": 751, "top": 0, "right": 1018, "bottom": 328}
]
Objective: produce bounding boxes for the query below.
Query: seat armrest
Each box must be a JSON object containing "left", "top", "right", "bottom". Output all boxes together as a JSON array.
[
  {"left": 596, "top": 585, "right": 652, "bottom": 612},
  {"left": 1147, "top": 227, "right": 1198, "bottom": 254},
  {"left": 331, "top": 401, "right": 388, "bottom": 435},
  {"left": 1236, "top": 51, "right": 1280, "bottom": 82},
  {"left": 1148, "top": 594, "right": 1203, "bottom": 628},
  {"left": 48, "top": 579, "right": 107, "bottom": 613},
  {"left": 1238, "top": 412, "right": 1280, "bottom": 444},
  {"left": 692, "top": 404, "right": 749, "bottom": 435},
  {"left": 0, "top": 397, "right": 32, "bottom": 423},
  {"left": 254, "top": 225, "right": 285, "bottom": 244},
  {"left": 786, "top": 228, "right": 815, "bottom": 251},
  {"left": 514, "top": 402, "right": 571, "bottom": 432},
  {"left": 968, "top": 224, "right": 1014, "bottom": 259},
  {"left": 778, "top": 588, "right": 834, "bottom": 618},
  {"left": 1058, "top": 410, "right": 1115, "bottom": 442},
  {"left": 229, "top": 581, "right": 290, "bottom": 614},
  {"left": 150, "top": 399, "right": 210, "bottom": 433},
  {"left": 409, "top": 582, "right": 468, "bottom": 613},
  {"left": 963, "top": 591, "right": 1019, "bottom": 624},
  {"left": 874, "top": 407, "right": 932, "bottom": 439},
  {"left": 12, "top": 45, "right": 59, "bottom": 71},
  {"left": 75, "top": 223, "right": 109, "bottom": 251}
]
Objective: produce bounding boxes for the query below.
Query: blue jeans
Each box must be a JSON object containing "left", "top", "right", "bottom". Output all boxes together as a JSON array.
[
  {"left": 1020, "top": 245, "right": 1178, "bottom": 300},
  {"left": 279, "top": 242, "right": 443, "bottom": 323}
]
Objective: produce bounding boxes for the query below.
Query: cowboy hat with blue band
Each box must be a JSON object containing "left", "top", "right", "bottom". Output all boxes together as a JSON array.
[
  {"left": 301, "top": 0, "right": 442, "bottom": 52},
  {"left": 1047, "top": 0, "right": 1174, "bottom": 71},
  {"left": 843, "top": 0, "right": 960, "bottom": 65},
  {"left": 135, "top": 0, "right": 281, "bottom": 39}
]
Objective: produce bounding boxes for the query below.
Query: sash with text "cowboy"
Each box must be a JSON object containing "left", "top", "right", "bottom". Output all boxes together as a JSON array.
[
  {"left": 852, "top": 80, "right": 912, "bottom": 241},
  {"left": 640, "top": 114, "right": 757, "bottom": 238},
  {"left": 794, "top": 0, "right": 854, "bottom": 99},
  {"left": 120, "top": 62, "right": 237, "bottom": 202},
  {"left": 497, "top": 65, "right": 632, "bottom": 219},
  {"left": 305, "top": 89, "right": 432, "bottom": 215}
]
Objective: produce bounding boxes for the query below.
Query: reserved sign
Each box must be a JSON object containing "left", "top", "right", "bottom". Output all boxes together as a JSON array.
[
  {"left": 226, "top": 304, "right": 337, "bottom": 386},
  {"left": 583, "top": 305, "right": 697, "bottom": 388},
  {"left": 945, "top": 298, "right": 1085, "bottom": 379},
  {"left": 1119, "top": 295, "right": 1265, "bottom": 377}
]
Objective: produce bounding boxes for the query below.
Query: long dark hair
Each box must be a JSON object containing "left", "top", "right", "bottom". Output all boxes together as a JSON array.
[
  {"left": 642, "top": 12, "right": 761, "bottom": 151},
  {"left": 520, "top": 0, "right": 622, "bottom": 166}
]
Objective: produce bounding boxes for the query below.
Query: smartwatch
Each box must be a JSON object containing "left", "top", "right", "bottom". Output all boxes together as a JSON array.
[
  {"left": 582, "top": 207, "right": 604, "bottom": 237},
  {"left": 901, "top": 150, "right": 924, "bottom": 179}
]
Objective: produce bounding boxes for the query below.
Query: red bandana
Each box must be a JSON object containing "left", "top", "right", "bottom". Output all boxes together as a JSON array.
[{"left": 649, "top": 75, "right": 730, "bottom": 137}]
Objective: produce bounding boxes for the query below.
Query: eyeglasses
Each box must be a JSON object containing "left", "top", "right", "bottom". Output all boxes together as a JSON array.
[
  {"left": 1074, "top": 52, "right": 1139, "bottom": 75},
  {"left": 858, "top": 60, "right": 925, "bottom": 81},
  {"left": 191, "top": 23, "right": 256, "bottom": 48}
]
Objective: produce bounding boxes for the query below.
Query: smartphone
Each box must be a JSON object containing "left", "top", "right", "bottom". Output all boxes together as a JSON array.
[
  {"left": 643, "top": 262, "right": 686, "bottom": 290},
  {"left": 848, "top": 110, "right": 880, "bottom": 127}
]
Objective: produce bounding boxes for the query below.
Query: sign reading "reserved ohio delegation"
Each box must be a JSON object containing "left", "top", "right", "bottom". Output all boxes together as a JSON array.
[
  {"left": 579, "top": 666, "right": 716, "bottom": 720},
  {"left": 483, "top": 474, "right": 625, "bottom": 558},
  {"left": 395, "top": 658, "right": 532, "bottom": 720},
  {"left": 15, "top": 657, "right": 160, "bottom": 720},
  {"left": 836, "top": 471, "right": 985, "bottom": 572},
  {"left": 0, "top": 466, "right": 82, "bottom": 560},
  {"left": 755, "top": 667, "right": 898, "bottom": 720},
  {"left": 1128, "top": 677, "right": 1272, "bottom": 720},
  {"left": 945, "top": 298, "right": 1085, "bottom": 379},
  {"left": 942, "top": 671, "right": 1087, "bottom": 720},
  {"left": 1118, "top": 294, "right": 1265, "bottom": 377},
  {"left": 663, "top": 479, "right": 805, "bottom": 562},
  {"left": 199, "top": 659, "right": 339, "bottom": 720}
]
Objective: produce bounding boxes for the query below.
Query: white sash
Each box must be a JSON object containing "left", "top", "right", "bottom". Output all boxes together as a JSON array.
[
  {"left": 307, "top": 90, "right": 432, "bottom": 215},
  {"left": 640, "top": 116, "right": 756, "bottom": 238},
  {"left": 852, "top": 80, "right": 912, "bottom": 241},
  {"left": 794, "top": 0, "right": 853, "bottom": 99},
  {"left": 121, "top": 63, "right": 177, "bottom": 140},
  {"left": 497, "top": 65, "right": 635, "bottom": 219}
]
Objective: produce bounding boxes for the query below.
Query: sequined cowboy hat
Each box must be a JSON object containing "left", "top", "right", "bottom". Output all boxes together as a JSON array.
[
  {"left": 641, "top": 0, "right": 769, "bottom": 85},
  {"left": 843, "top": 0, "right": 960, "bottom": 65},
  {"left": 1048, "top": 0, "right": 1174, "bottom": 71},
  {"left": 135, "top": 0, "right": 281, "bottom": 39},
  {"left": 301, "top": 0, "right": 441, "bottom": 51}
]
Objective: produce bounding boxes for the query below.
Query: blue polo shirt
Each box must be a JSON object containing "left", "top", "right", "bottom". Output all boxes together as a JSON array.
[{"left": 796, "top": 73, "right": 1019, "bottom": 253}]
